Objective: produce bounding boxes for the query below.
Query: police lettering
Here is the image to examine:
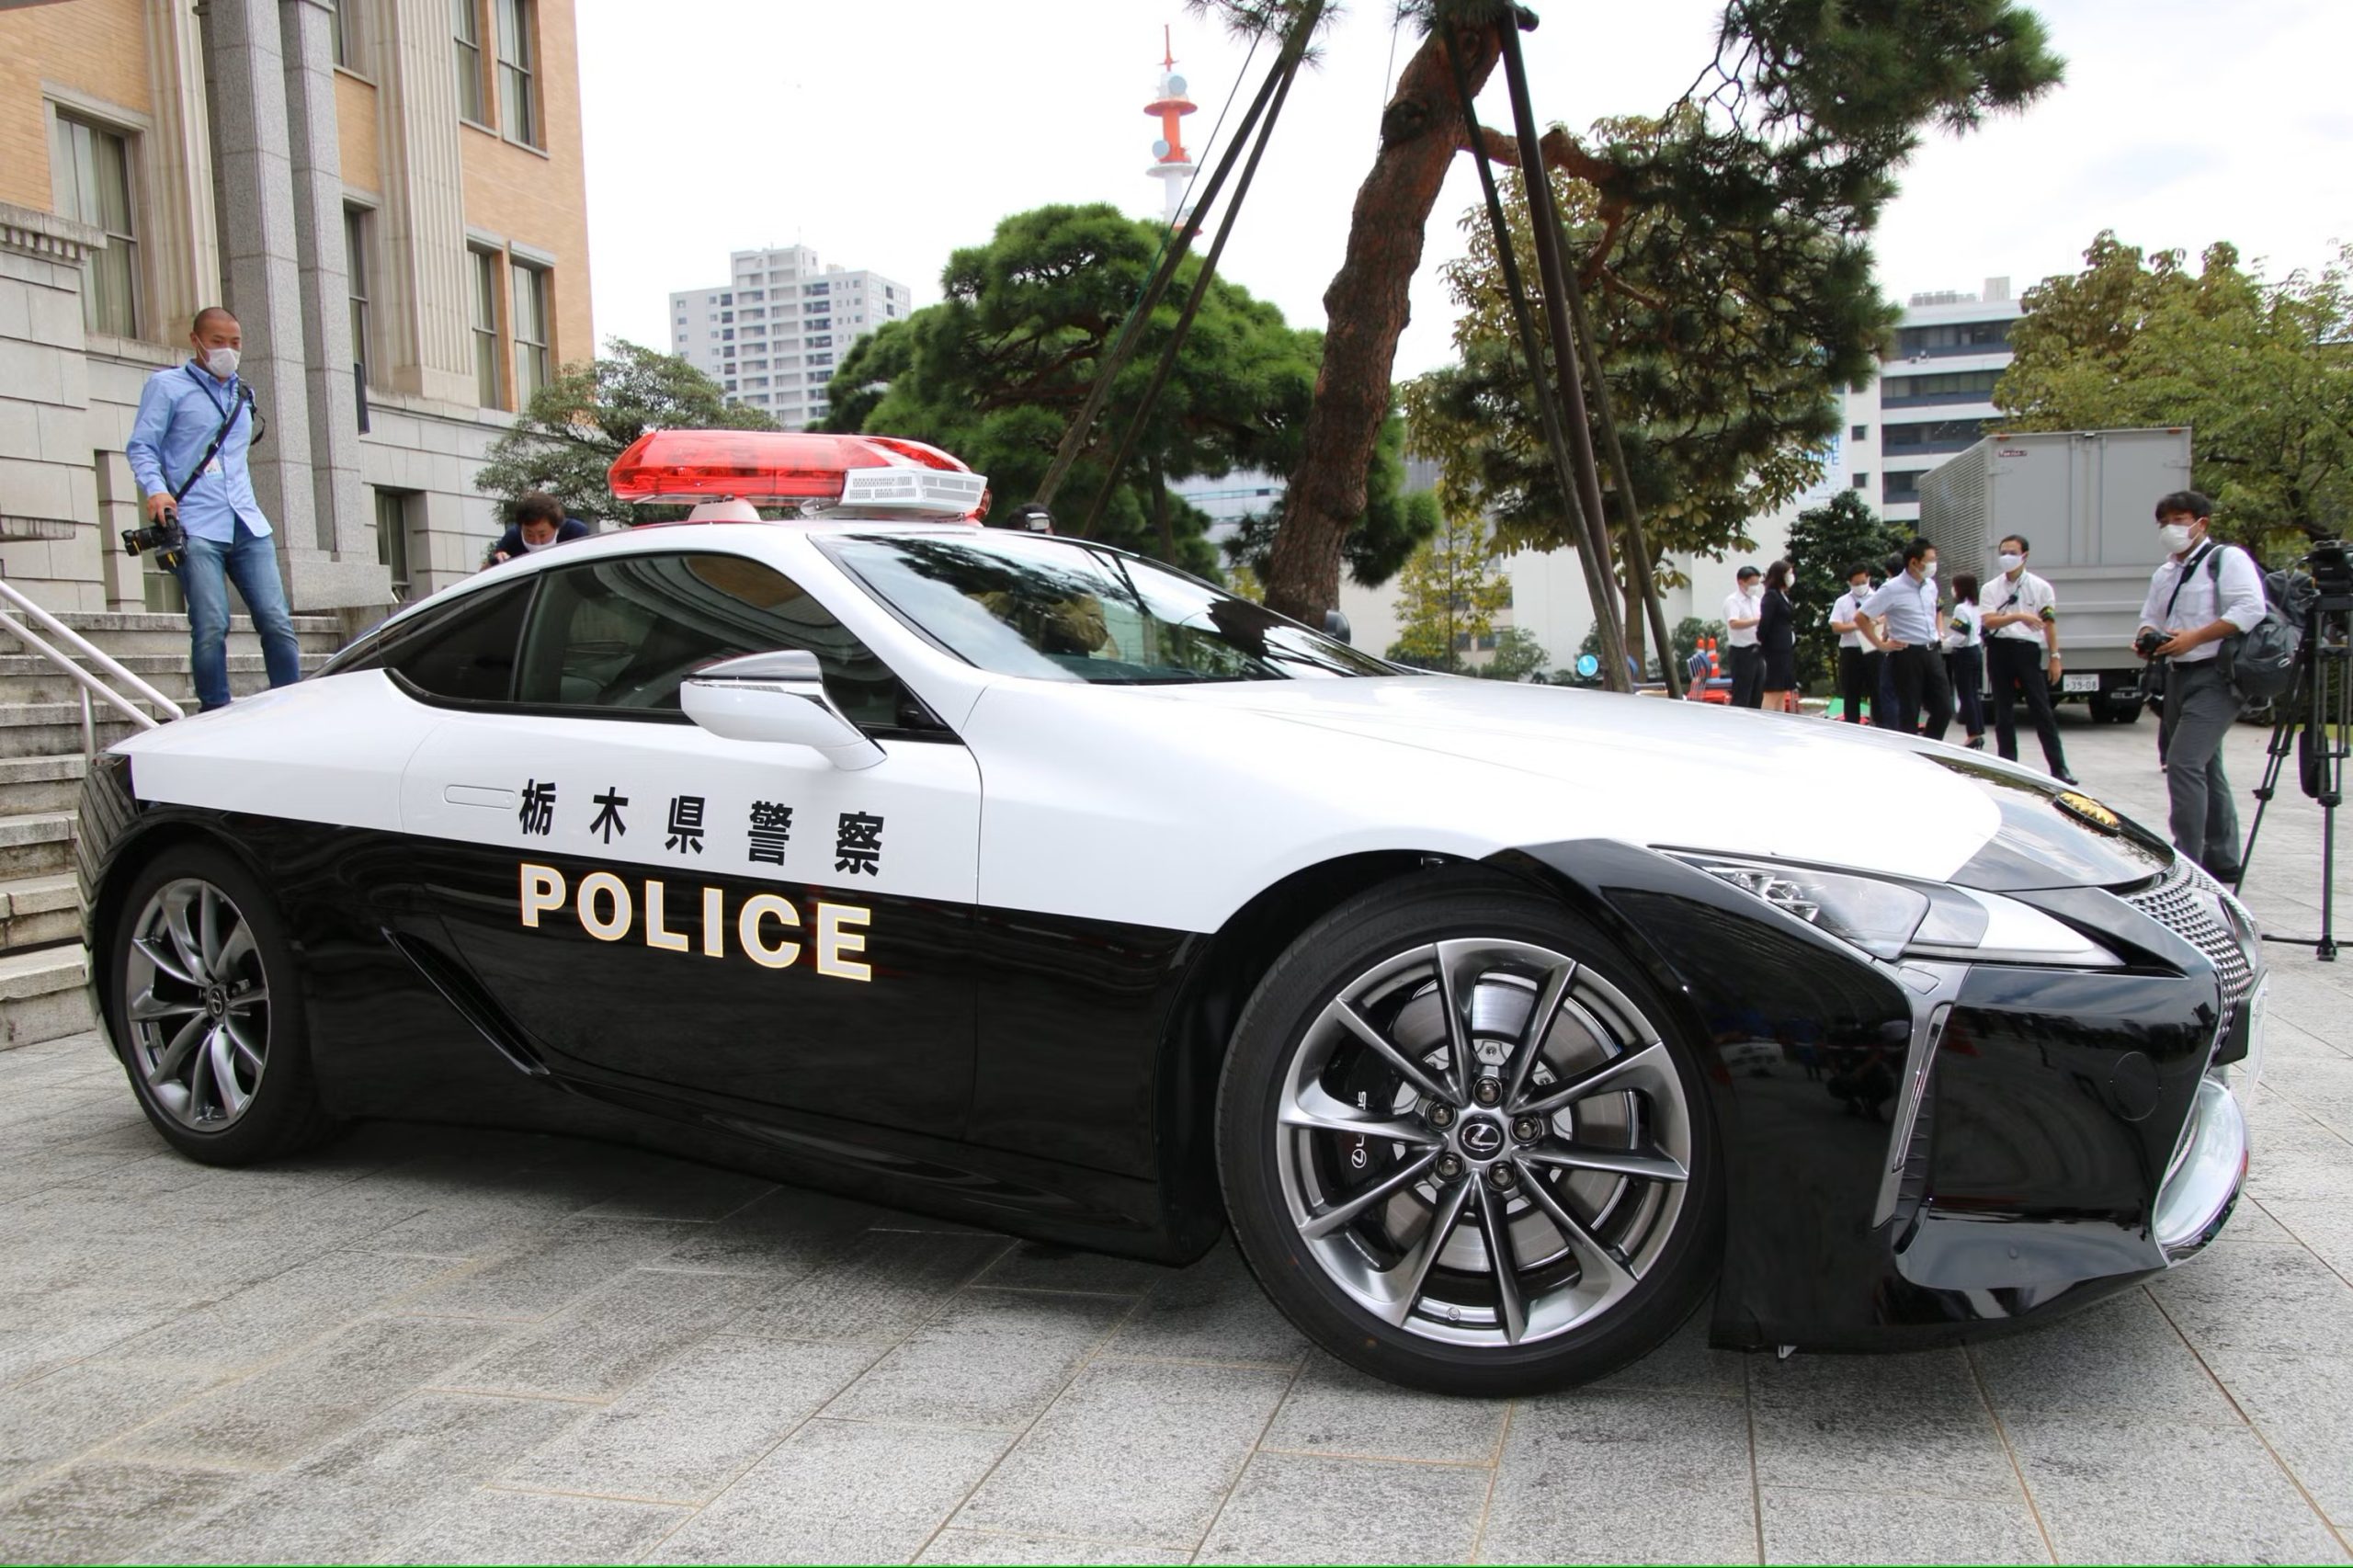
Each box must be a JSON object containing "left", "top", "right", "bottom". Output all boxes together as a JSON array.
[{"left": 518, "top": 862, "right": 870, "bottom": 982}]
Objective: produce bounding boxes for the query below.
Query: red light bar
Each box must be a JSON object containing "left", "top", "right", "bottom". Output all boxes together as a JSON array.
[{"left": 607, "top": 429, "right": 972, "bottom": 505}]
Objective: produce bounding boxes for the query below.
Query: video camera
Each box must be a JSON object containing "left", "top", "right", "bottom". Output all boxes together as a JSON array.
[{"left": 120, "top": 506, "right": 187, "bottom": 574}]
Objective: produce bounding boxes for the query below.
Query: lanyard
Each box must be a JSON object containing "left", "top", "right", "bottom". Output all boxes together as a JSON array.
[{"left": 184, "top": 363, "right": 240, "bottom": 423}]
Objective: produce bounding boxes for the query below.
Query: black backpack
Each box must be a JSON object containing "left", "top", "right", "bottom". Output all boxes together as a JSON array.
[{"left": 2209, "top": 547, "right": 2308, "bottom": 703}]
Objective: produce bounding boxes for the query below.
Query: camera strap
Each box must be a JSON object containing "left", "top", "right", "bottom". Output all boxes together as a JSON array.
[
  {"left": 2162, "top": 543, "right": 2217, "bottom": 626},
  {"left": 166, "top": 381, "right": 255, "bottom": 506}
]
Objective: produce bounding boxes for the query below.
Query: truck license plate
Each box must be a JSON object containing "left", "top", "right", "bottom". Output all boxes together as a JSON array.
[{"left": 2063, "top": 673, "right": 2099, "bottom": 693}]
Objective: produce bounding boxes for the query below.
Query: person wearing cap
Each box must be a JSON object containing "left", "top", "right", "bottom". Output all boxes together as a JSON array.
[{"left": 1722, "top": 566, "right": 1765, "bottom": 709}]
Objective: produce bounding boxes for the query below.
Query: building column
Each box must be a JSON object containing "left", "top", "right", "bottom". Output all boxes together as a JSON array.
[
  {"left": 142, "top": 0, "right": 223, "bottom": 335},
  {"left": 199, "top": 0, "right": 388, "bottom": 611},
  {"left": 279, "top": 0, "right": 377, "bottom": 579},
  {"left": 372, "top": 0, "right": 478, "bottom": 405}
]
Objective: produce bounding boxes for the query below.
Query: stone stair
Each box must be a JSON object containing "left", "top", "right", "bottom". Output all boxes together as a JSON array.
[{"left": 0, "top": 611, "right": 346, "bottom": 1048}]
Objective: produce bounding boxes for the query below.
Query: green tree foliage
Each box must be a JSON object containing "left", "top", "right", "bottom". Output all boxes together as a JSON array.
[
  {"left": 1479, "top": 626, "right": 1551, "bottom": 681},
  {"left": 1783, "top": 489, "right": 1906, "bottom": 689},
  {"left": 821, "top": 204, "right": 1430, "bottom": 579},
  {"left": 475, "top": 339, "right": 775, "bottom": 527},
  {"left": 1403, "top": 110, "right": 1893, "bottom": 656},
  {"left": 1995, "top": 233, "right": 2353, "bottom": 552},
  {"left": 1385, "top": 508, "right": 1514, "bottom": 672},
  {"left": 1195, "top": 0, "right": 2063, "bottom": 622}
]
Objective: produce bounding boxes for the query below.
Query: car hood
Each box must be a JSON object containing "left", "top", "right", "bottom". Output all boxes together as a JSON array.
[{"left": 1143, "top": 676, "right": 2167, "bottom": 892}]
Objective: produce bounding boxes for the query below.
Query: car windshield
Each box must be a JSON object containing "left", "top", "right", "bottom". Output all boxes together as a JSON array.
[{"left": 824, "top": 531, "right": 1394, "bottom": 684}]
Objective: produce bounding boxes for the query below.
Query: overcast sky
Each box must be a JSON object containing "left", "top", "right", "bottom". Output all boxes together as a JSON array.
[{"left": 577, "top": 0, "right": 2352, "bottom": 381}]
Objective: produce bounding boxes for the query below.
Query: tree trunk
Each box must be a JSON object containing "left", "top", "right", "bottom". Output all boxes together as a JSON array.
[
  {"left": 1262, "top": 22, "right": 1505, "bottom": 624},
  {"left": 1620, "top": 571, "right": 1647, "bottom": 676},
  {"left": 1150, "top": 455, "right": 1176, "bottom": 561}
]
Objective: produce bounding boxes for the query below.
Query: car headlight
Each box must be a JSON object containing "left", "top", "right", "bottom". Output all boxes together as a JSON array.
[{"left": 1668, "top": 852, "right": 2119, "bottom": 968}]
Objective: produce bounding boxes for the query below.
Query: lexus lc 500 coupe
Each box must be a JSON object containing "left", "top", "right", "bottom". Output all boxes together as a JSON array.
[{"left": 78, "top": 432, "right": 2260, "bottom": 1393}]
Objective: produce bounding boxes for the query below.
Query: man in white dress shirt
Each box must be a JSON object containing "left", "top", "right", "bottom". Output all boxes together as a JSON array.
[
  {"left": 1981, "top": 533, "right": 2077, "bottom": 785},
  {"left": 1858, "top": 538, "right": 1953, "bottom": 741},
  {"left": 1722, "top": 565, "right": 1764, "bottom": 709},
  {"left": 2137, "top": 490, "right": 2268, "bottom": 878}
]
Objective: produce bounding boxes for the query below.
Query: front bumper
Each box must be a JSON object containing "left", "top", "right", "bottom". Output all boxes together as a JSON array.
[{"left": 1495, "top": 839, "right": 2261, "bottom": 1354}]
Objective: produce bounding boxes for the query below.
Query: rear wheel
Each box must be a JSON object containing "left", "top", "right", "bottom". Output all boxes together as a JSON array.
[
  {"left": 1217, "top": 871, "right": 1722, "bottom": 1395},
  {"left": 104, "top": 845, "right": 335, "bottom": 1165}
]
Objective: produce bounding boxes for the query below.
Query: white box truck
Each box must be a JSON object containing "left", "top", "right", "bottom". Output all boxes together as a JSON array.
[{"left": 1917, "top": 427, "right": 2193, "bottom": 723}]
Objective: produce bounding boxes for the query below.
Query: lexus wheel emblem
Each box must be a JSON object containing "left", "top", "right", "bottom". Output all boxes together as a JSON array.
[{"left": 1461, "top": 1118, "right": 1504, "bottom": 1156}]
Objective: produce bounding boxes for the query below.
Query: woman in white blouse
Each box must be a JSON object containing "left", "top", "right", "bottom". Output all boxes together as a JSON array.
[{"left": 1944, "top": 572, "right": 1987, "bottom": 749}]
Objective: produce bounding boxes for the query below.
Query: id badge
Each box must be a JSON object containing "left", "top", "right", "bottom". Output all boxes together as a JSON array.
[{"left": 203, "top": 458, "right": 223, "bottom": 477}]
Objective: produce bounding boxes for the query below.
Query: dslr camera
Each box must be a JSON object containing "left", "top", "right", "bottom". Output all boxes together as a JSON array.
[
  {"left": 120, "top": 506, "right": 187, "bottom": 574},
  {"left": 2134, "top": 627, "right": 2169, "bottom": 660}
]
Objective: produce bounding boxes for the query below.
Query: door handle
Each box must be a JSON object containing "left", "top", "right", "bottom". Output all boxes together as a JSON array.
[{"left": 444, "top": 784, "right": 518, "bottom": 810}]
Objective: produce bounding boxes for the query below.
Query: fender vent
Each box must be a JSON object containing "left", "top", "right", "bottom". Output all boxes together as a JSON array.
[{"left": 383, "top": 930, "right": 550, "bottom": 1078}]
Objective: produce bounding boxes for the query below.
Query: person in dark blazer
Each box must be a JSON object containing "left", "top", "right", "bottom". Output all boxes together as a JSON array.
[
  {"left": 1758, "top": 559, "right": 1798, "bottom": 712},
  {"left": 484, "top": 491, "right": 590, "bottom": 567}
]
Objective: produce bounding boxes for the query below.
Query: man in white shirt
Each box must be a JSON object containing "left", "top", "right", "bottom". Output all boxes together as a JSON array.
[
  {"left": 1828, "top": 562, "right": 1881, "bottom": 726},
  {"left": 2137, "top": 490, "right": 2268, "bottom": 878},
  {"left": 1722, "top": 566, "right": 1764, "bottom": 709},
  {"left": 1981, "top": 533, "right": 2077, "bottom": 785},
  {"left": 1858, "top": 538, "right": 1953, "bottom": 741}
]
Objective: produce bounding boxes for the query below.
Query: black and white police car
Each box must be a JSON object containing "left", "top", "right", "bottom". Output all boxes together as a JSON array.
[{"left": 79, "top": 431, "right": 2262, "bottom": 1393}]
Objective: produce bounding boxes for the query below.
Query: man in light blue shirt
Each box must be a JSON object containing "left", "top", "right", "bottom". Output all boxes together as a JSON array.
[
  {"left": 125, "top": 307, "right": 302, "bottom": 712},
  {"left": 1858, "top": 537, "right": 1953, "bottom": 742}
]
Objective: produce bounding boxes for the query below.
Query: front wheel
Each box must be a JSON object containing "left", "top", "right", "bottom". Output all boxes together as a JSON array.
[
  {"left": 103, "top": 844, "right": 335, "bottom": 1165},
  {"left": 1217, "top": 871, "right": 1722, "bottom": 1395}
]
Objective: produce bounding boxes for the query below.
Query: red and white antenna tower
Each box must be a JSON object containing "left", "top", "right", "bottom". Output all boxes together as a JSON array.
[{"left": 1143, "top": 26, "right": 1197, "bottom": 225}]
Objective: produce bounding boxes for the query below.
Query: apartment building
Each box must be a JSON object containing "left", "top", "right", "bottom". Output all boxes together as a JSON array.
[
  {"left": 0, "top": 0, "right": 593, "bottom": 615},
  {"left": 669, "top": 246, "right": 906, "bottom": 431},
  {"left": 1866, "top": 279, "right": 2021, "bottom": 525}
]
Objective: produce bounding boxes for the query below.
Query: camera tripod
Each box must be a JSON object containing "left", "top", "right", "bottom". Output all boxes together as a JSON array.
[{"left": 2235, "top": 581, "right": 2353, "bottom": 960}]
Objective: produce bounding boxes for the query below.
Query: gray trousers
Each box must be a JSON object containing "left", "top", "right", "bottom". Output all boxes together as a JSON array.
[{"left": 2158, "top": 659, "right": 2245, "bottom": 874}]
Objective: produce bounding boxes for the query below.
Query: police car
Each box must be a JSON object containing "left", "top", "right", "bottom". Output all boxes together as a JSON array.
[{"left": 77, "top": 431, "right": 2262, "bottom": 1393}]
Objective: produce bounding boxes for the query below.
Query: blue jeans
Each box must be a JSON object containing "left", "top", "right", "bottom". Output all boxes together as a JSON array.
[{"left": 176, "top": 524, "right": 301, "bottom": 711}]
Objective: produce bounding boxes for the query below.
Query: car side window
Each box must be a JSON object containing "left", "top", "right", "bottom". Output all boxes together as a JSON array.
[
  {"left": 511, "top": 551, "right": 925, "bottom": 730},
  {"left": 339, "top": 579, "right": 531, "bottom": 703}
]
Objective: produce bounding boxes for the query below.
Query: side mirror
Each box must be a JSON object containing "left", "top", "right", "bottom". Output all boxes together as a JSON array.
[
  {"left": 679, "top": 650, "right": 884, "bottom": 770},
  {"left": 1322, "top": 608, "right": 1353, "bottom": 645}
]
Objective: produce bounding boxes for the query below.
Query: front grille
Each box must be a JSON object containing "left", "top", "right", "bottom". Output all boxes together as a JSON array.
[{"left": 2124, "top": 859, "right": 2256, "bottom": 1006}]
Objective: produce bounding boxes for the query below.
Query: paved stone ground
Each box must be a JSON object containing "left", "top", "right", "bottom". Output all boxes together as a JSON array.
[{"left": 2, "top": 717, "right": 2350, "bottom": 1565}]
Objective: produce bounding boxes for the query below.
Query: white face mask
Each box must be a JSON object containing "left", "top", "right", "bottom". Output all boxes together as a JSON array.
[
  {"left": 1921, "top": 560, "right": 1938, "bottom": 580},
  {"left": 1848, "top": 581, "right": 1870, "bottom": 598},
  {"left": 2158, "top": 522, "right": 2196, "bottom": 555},
  {"left": 200, "top": 346, "right": 240, "bottom": 380},
  {"left": 1996, "top": 552, "right": 2023, "bottom": 574}
]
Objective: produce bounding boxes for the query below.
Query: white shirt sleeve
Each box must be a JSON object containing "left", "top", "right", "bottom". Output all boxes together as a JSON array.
[
  {"left": 2213, "top": 547, "right": 2268, "bottom": 633},
  {"left": 2138, "top": 566, "right": 2168, "bottom": 634}
]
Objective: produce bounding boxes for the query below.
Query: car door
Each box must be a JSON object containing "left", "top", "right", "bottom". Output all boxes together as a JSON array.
[{"left": 394, "top": 547, "right": 980, "bottom": 1138}]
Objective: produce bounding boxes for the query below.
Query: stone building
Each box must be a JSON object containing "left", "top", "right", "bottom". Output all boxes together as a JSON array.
[{"left": 0, "top": 0, "right": 593, "bottom": 620}]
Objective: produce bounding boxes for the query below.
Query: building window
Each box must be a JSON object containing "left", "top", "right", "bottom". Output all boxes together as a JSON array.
[
  {"left": 453, "top": 0, "right": 486, "bottom": 122},
  {"left": 469, "top": 244, "right": 503, "bottom": 407},
  {"left": 328, "top": 0, "right": 362, "bottom": 72},
  {"left": 511, "top": 259, "right": 550, "bottom": 405},
  {"left": 1852, "top": 472, "right": 1869, "bottom": 491},
  {"left": 375, "top": 487, "right": 416, "bottom": 601},
  {"left": 344, "top": 206, "right": 374, "bottom": 385},
  {"left": 494, "top": 0, "right": 540, "bottom": 144},
  {"left": 50, "top": 113, "right": 139, "bottom": 338},
  {"left": 1850, "top": 424, "right": 1868, "bottom": 441}
]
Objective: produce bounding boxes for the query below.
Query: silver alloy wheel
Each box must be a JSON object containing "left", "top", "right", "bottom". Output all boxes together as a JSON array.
[
  {"left": 1275, "top": 938, "right": 1693, "bottom": 1347},
  {"left": 120, "top": 877, "right": 271, "bottom": 1130}
]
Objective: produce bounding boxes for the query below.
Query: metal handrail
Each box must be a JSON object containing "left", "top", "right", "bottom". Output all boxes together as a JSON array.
[{"left": 0, "top": 580, "right": 185, "bottom": 756}]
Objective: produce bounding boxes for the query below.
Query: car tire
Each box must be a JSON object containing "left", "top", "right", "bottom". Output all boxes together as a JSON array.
[
  {"left": 102, "top": 844, "right": 335, "bottom": 1165},
  {"left": 1216, "top": 869, "right": 1723, "bottom": 1396}
]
